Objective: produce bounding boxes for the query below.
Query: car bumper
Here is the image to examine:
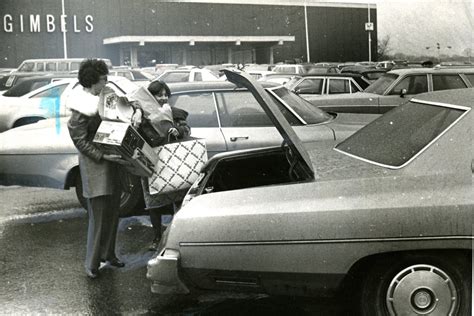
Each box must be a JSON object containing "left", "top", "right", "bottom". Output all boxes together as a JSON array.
[{"left": 147, "top": 248, "right": 190, "bottom": 294}]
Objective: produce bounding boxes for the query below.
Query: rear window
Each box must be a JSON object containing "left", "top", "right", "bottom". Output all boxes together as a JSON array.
[
  {"left": 3, "top": 79, "right": 50, "bottom": 97},
  {"left": 335, "top": 101, "right": 468, "bottom": 168}
]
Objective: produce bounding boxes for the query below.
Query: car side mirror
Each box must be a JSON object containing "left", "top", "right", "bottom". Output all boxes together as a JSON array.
[{"left": 400, "top": 88, "right": 407, "bottom": 98}]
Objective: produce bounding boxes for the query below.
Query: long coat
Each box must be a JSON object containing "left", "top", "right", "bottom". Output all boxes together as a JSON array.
[{"left": 67, "top": 88, "right": 119, "bottom": 198}]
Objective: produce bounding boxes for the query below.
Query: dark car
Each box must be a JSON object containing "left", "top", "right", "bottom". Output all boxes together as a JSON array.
[
  {"left": 1, "top": 74, "right": 77, "bottom": 97},
  {"left": 284, "top": 73, "right": 370, "bottom": 97},
  {"left": 307, "top": 67, "right": 474, "bottom": 114}
]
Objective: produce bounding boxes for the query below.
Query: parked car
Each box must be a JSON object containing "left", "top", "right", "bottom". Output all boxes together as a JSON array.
[
  {"left": 147, "top": 70, "right": 473, "bottom": 315},
  {"left": 257, "top": 73, "right": 299, "bottom": 85},
  {"left": 284, "top": 73, "right": 370, "bottom": 97},
  {"left": 157, "top": 67, "right": 219, "bottom": 83},
  {"left": 15, "top": 58, "right": 112, "bottom": 73},
  {"left": 306, "top": 67, "right": 474, "bottom": 114},
  {"left": 109, "top": 68, "right": 154, "bottom": 85},
  {"left": 0, "top": 76, "right": 137, "bottom": 132},
  {"left": 340, "top": 67, "right": 387, "bottom": 83},
  {"left": 0, "top": 80, "right": 377, "bottom": 215},
  {"left": 273, "top": 64, "right": 305, "bottom": 75},
  {"left": 1, "top": 74, "right": 77, "bottom": 97}
]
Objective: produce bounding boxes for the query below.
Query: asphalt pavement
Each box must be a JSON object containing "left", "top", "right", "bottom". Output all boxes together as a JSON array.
[{"left": 0, "top": 186, "right": 347, "bottom": 315}]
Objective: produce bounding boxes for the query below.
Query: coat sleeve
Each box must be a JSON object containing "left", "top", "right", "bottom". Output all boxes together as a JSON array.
[{"left": 67, "top": 110, "right": 104, "bottom": 162}]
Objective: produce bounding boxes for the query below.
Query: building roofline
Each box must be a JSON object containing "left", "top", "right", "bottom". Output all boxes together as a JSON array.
[
  {"left": 104, "top": 35, "right": 295, "bottom": 45},
  {"left": 162, "top": 0, "right": 376, "bottom": 9}
]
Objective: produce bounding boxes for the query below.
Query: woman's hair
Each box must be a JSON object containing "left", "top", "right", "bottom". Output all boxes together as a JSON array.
[
  {"left": 78, "top": 59, "right": 109, "bottom": 88},
  {"left": 148, "top": 80, "right": 171, "bottom": 97}
]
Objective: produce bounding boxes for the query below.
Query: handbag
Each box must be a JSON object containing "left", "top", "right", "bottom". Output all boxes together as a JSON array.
[{"left": 148, "top": 138, "right": 208, "bottom": 195}]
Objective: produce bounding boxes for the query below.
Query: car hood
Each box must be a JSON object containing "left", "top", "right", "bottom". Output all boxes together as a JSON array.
[
  {"left": 224, "top": 69, "right": 314, "bottom": 179},
  {"left": 0, "top": 117, "right": 76, "bottom": 154}
]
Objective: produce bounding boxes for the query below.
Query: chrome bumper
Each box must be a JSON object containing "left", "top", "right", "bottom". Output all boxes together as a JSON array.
[{"left": 146, "top": 249, "right": 190, "bottom": 294}]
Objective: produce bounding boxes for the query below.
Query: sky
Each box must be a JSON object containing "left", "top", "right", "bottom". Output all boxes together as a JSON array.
[{"left": 363, "top": 0, "right": 473, "bottom": 57}]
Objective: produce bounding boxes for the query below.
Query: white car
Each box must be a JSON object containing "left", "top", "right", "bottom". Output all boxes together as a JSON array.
[
  {"left": 157, "top": 68, "right": 219, "bottom": 83},
  {"left": 0, "top": 76, "right": 138, "bottom": 132}
]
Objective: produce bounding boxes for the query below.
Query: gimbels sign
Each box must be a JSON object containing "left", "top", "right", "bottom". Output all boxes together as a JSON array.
[{"left": 2, "top": 14, "right": 94, "bottom": 33}]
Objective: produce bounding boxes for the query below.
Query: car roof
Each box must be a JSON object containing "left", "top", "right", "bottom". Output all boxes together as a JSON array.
[
  {"left": 299, "top": 73, "right": 364, "bottom": 78},
  {"left": 167, "top": 80, "right": 279, "bottom": 93},
  {"left": 410, "top": 87, "right": 474, "bottom": 109},
  {"left": 388, "top": 67, "right": 474, "bottom": 75}
]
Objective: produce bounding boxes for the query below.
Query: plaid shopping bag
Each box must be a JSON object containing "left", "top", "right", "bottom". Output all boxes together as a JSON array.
[{"left": 148, "top": 138, "right": 207, "bottom": 195}]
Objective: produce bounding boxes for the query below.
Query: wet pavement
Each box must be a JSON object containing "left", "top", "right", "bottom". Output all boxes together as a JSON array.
[{"left": 0, "top": 186, "right": 347, "bottom": 315}]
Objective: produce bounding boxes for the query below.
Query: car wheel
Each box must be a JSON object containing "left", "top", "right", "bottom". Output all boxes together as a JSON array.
[
  {"left": 358, "top": 253, "right": 471, "bottom": 316},
  {"left": 74, "top": 174, "right": 143, "bottom": 217}
]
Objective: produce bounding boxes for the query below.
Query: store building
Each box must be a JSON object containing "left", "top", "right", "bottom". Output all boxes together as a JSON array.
[{"left": 0, "top": 0, "right": 377, "bottom": 68}]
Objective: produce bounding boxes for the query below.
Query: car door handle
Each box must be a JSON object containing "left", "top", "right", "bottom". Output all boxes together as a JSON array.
[{"left": 230, "top": 136, "right": 249, "bottom": 142}]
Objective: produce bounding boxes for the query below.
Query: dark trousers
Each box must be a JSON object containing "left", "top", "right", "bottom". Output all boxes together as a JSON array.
[
  {"left": 85, "top": 194, "right": 120, "bottom": 271},
  {"left": 149, "top": 204, "right": 175, "bottom": 242}
]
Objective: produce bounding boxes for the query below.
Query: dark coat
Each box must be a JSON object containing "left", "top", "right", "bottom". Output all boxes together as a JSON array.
[{"left": 68, "top": 110, "right": 119, "bottom": 198}]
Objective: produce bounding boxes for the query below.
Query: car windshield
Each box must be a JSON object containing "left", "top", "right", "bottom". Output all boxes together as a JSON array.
[
  {"left": 283, "top": 77, "right": 301, "bottom": 89},
  {"left": 268, "top": 86, "right": 333, "bottom": 124},
  {"left": 3, "top": 79, "right": 50, "bottom": 97},
  {"left": 364, "top": 73, "right": 398, "bottom": 95},
  {"left": 335, "top": 100, "right": 468, "bottom": 168}
]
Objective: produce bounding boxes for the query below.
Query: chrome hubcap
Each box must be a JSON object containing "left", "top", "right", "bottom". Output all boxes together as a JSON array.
[{"left": 386, "top": 264, "right": 457, "bottom": 315}]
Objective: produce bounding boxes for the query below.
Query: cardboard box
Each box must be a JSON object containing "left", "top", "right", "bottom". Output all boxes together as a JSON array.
[{"left": 93, "top": 121, "right": 158, "bottom": 177}]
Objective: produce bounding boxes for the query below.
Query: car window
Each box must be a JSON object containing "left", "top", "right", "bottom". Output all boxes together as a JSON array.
[
  {"left": 295, "top": 78, "right": 324, "bottom": 94},
  {"left": 389, "top": 75, "right": 428, "bottom": 95},
  {"left": 70, "top": 62, "right": 80, "bottom": 71},
  {"left": 118, "top": 72, "right": 133, "bottom": 80},
  {"left": 160, "top": 72, "right": 190, "bottom": 83},
  {"left": 216, "top": 91, "right": 275, "bottom": 127},
  {"left": 335, "top": 101, "right": 467, "bottom": 168},
  {"left": 30, "top": 84, "right": 68, "bottom": 99},
  {"left": 269, "top": 86, "right": 333, "bottom": 125},
  {"left": 18, "top": 62, "right": 35, "bottom": 72},
  {"left": 36, "top": 63, "right": 44, "bottom": 71},
  {"left": 364, "top": 73, "right": 398, "bottom": 95},
  {"left": 194, "top": 72, "right": 203, "bottom": 81},
  {"left": 463, "top": 74, "right": 474, "bottom": 86},
  {"left": 168, "top": 92, "right": 218, "bottom": 128},
  {"left": 131, "top": 70, "right": 148, "bottom": 80},
  {"left": 432, "top": 75, "right": 467, "bottom": 91},
  {"left": 328, "top": 79, "right": 350, "bottom": 94},
  {"left": 46, "top": 62, "right": 57, "bottom": 71},
  {"left": 58, "top": 62, "right": 68, "bottom": 71},
  {"left": 350, "top": 80, "right": 360, "bottom": 92}
]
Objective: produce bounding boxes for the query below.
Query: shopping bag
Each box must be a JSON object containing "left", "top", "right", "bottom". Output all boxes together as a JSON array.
[{"left": 148, "top": 138, "right": 208, "bottom": 195}]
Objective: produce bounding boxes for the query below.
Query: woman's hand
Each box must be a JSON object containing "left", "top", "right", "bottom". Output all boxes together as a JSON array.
[
  {"left": 168, "top": 127, "right": 179, "bottom": 138},
  {"left": 131, "top": 108, "right": 143, "bottom": 127}
]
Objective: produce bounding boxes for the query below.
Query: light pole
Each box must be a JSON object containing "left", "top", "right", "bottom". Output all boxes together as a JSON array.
[
  {"left": 425, "top": 44, "right": 451, "bottom": 63},
  {"left": 304, "top": 0, "right": 310, "bottom": 63}
]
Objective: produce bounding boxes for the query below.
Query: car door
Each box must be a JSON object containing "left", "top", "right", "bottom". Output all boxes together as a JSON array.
[
  {"left": 379, "top": 74, "right": 428, "bottom": 113},
  {"left": 168, "top": 91, "right": 227, "bottom": 157},
  {"left": 215, "top": 90, "right": 285, "bottom": 151}
]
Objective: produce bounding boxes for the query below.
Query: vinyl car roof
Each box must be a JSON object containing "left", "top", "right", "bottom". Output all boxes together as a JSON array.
[{"left": 388, "top": 67, "right": 474, "bottom": 75}]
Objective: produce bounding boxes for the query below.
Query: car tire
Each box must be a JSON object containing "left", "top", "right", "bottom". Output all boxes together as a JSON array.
[
  {"left": 358, "top": 252, "right": 471, "bottom": 316},
  {"left": 74, "top": 174, "right": 144, "bottom": 217}
]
